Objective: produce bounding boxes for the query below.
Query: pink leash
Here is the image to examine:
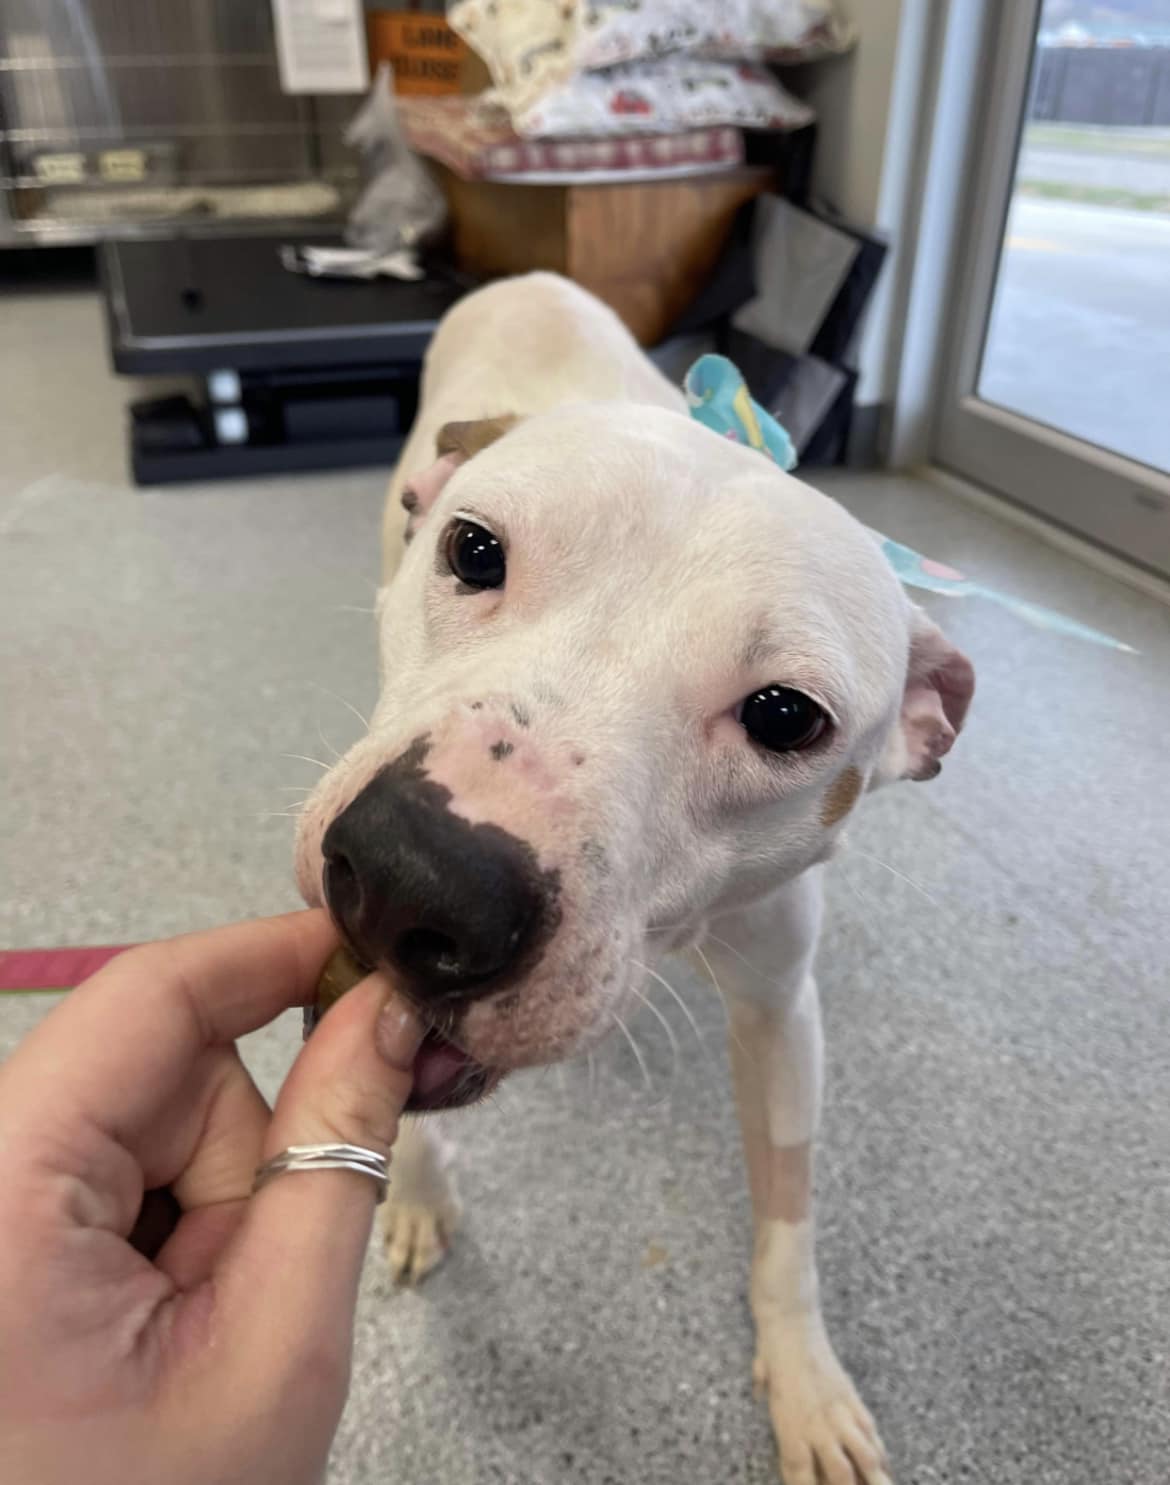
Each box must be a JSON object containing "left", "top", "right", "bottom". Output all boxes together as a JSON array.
[{"left": 0, "top": 946, "right": 131, "bottom": 992}]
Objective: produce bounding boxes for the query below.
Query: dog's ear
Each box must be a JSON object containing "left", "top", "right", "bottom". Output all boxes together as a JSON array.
[
  {"left": 879, "top": 604, "right": 975, "bottom": 783},
  {"left": 435, "top": 415, "right": 519, "bottom": 460},
  {"left": 401, "top": 415, "right": 519, "bottom": 542}
]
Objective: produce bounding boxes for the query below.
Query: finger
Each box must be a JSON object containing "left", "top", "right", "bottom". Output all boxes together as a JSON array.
[
  {"left": 832, "top": 1407, "right": 886, "bottom": 1483},
  {"left": 219, "top": 974, "right": 422, "bottom": 1350},
  {"left": 147, "top": 1050, "right": 273, "bottom": 1289},
  {"left": 168, "top": 1050, "right": 271, "bottom": 1209},
  {"left": 0, "top": 911, "right": 336, "bottom": 1151},
  {"left": 104, "top": 1044, "right": 275, "bottom": 1203},
  {"left": 125, "top": 1048, "right": 267, "bottom": 1253}
]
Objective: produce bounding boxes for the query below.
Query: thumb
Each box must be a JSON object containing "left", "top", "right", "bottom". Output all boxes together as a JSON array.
[{"left": 221, "top": 972, "right": 423, "bottom": 1348}]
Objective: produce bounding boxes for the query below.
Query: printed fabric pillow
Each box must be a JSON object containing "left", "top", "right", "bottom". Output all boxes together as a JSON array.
[
  {"left": 496, "top": 58, "right": 815, "bottom": 141},
  {"left": 449, "top": 0, "right": 851, "bottom": 117}
]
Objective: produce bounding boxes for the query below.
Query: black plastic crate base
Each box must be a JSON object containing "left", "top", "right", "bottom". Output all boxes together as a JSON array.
[{"left": 131, "top": 431, "right": 404, "bottom": 487}]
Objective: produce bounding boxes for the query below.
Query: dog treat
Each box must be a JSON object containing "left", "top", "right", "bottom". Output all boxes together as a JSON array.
[{"left": 304, "top": 945, "right": 370, "bottom": 1039}]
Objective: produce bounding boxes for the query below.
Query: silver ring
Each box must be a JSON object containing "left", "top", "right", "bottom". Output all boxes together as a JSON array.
[{"left": 253, "top": 1143, "right": 390, "bottom": 1204}]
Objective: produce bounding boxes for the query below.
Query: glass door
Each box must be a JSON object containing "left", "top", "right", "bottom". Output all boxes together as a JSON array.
[{"left": 934, "top": 0, "right": 1170, "bottom": 579}]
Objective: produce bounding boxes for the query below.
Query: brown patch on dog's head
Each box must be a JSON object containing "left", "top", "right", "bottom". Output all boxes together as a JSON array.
[
  {"left": 401, "top": 415, "right": 521, "bottom": 543},
  {"left": 821, "top": 766, "right": 863, "bottom": 828},
  {"left": 436, "top": 415, "right": 519, "bottom": 461}
]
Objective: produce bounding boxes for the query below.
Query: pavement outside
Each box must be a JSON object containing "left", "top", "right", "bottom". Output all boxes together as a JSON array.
[
  {"left": 982, "top": 195, "right": 1170, "bottom": 474},
  {"left": 1, "top": 285, "right": 1169, "bottom": 1484}
]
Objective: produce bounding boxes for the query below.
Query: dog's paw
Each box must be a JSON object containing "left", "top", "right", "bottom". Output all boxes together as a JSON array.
[
  {"left": 383, "top": 1195, "right": 459, "bottom": 1285},
  {"left": 754, "top": 1320, "right": 892, "bottom": 1485}
]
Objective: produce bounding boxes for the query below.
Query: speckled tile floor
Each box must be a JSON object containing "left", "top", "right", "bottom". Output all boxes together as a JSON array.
[{"left": 2, "top": 274, "right": 1168, "bottom": 1485}]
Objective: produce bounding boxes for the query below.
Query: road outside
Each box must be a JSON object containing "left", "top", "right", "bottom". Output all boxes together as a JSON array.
[{"left": 980, "top": 130, "right": 1170, "bottom": 475}]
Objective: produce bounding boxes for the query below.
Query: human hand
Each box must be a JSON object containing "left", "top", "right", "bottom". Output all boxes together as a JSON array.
[{"left": 0, "top": 910, "right": 422, "bottom": 1485}]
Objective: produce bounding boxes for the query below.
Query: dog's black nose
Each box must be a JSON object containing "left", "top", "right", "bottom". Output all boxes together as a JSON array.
[{"left": 321, "top": 765, "right": 552, "bottom": 1001}]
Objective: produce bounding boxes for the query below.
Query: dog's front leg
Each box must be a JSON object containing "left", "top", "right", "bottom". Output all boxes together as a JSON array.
[
  {"left": 381, "top": 1117, "right": 460, "bottom": 1284},
  {"left": 702, "top": 874, "right": 892, "bottom": 1485}
]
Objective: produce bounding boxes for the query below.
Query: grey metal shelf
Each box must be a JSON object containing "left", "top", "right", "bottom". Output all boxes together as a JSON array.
[
  {"left": 0, "top": 53, "right": 278, "bottom": 69},
  {"left": 3, "top": 123, "right": 345, "bottom": 141},
  {"left": 0, "top": 0, "right": 362, "bottom": 245}
]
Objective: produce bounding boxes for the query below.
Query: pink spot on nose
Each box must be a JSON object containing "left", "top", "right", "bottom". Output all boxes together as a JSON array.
[
  {"left": 921, "top": 558, "right": 966, "bottom": 581},
  {"left": 725, "top": 430, "right": 739, "bottom": 441}
]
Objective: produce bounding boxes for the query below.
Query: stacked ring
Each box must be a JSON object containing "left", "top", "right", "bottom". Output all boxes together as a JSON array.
[{"left": 253, "top": 1143, "right": 390, "bottom": 1204}]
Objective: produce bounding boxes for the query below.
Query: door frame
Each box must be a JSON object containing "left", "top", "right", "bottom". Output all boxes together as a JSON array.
[{"left": 929, "top": 0, "right": 1170, "bottom": 579}]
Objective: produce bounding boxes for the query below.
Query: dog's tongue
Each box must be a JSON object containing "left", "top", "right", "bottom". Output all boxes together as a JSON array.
[{"left": 411, "top": 1030, "right": 474, "bottom": 1102}]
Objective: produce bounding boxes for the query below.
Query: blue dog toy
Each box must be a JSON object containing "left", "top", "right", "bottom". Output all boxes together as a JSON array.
[{"left": 683, "top": 355, "right": 1135, "bottom": 654}]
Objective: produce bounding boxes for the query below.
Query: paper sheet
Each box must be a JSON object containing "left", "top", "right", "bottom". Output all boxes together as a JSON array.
[{"left": 272, "top": 0, "right": 369, "bottom": 95}]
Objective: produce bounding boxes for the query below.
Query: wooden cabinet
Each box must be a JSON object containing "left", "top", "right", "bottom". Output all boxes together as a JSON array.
[{"left": 433, "top": 165, "right": 774, "bottom": 345}]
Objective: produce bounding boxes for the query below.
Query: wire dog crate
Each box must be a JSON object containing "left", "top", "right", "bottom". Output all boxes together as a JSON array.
[{"left": 0, "top": 0, "right": 362, "bottom": 244}]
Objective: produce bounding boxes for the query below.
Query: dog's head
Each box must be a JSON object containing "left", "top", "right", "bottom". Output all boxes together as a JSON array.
[{"left": 295, "top": 404, "right": 973, "bottom": 1108}]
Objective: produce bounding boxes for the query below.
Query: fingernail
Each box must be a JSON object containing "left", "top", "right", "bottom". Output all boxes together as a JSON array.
[{"left": 374, "top": 980, "right": 424, "bottom": 1069}]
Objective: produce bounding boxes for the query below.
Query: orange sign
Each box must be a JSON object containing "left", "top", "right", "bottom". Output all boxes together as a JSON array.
[{"left": 367, "top": 11, "right": 467, "bottom": 96}]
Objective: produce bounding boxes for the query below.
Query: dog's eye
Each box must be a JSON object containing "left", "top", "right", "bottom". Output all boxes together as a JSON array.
[
  {"left": 444, "top": 519, "right": 505, "bottom": 589},
  {"left": 740, "top": 687, "right": 828, "bottom": 753}
]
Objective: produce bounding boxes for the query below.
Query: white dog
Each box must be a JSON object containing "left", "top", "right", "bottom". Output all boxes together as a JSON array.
[{"left": 295, "top": 273, "right": 974, "bottom": 1484}]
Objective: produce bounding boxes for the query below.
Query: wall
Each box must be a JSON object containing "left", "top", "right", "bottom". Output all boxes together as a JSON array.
[
  {"left": 788, "top": 0, "right": 935, "bottom": 418},
  {"left": 796, "top": 0, "right": 907, "bottom": 227}
]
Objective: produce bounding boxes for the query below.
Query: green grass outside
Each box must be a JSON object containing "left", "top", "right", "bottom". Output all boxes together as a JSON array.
[
  {"left": 1016, "top": 178, "right": 1170, "bottom": 213},
  {"left": 1024, "top": 122, "right": 1170, "bottom": 157}
]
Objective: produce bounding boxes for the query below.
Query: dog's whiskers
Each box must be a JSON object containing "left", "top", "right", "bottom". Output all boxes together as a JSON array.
[
  {"left": 449, "top": 1061, "right": 482, "bottom": 1107},
  {"left": 834, "top": 858, "right": 882, "bottom": 922},
  {"left": 696, "top": 938, "right": 782, "bottom": 1057},
  {"left": 280, "top": 752, "right": 332, "bottom": 772},
  {"left": 332, "top": 578, "right": 381, "bottom": 614},
  {"left": 627, "top": 979, "right": 679, "bottom": 1100},
  {"left": 701, "top": 931, "right": 772, "bottom": 986},
  {"left": 631, "top": 957, "right": 709, "bottom": 1063},
  {"left": 314, "top": 717, "right": 342, "bottom": 764},
  {"left": 308, "top": 682, "right": 371, "bottom": 734},
  {"left": 690, "top": 942, "right": 740, "bottom": 1045},
  {"left": 609, "top": 1010, "right": 653, "bottom": 1097},
  {"left": 684, "top": 944, "right": 751, "bottom": 1061},
  {"left": 844, "top": 844, "right": 939, "bottom": 907},
  {"left": 529, "top": 1063, "right": 557, "bottom": 1098}
]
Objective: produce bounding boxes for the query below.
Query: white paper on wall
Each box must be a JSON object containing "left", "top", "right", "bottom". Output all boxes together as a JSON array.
[{"left": 272, "top": 0, "right": 369, "bottom": 95}]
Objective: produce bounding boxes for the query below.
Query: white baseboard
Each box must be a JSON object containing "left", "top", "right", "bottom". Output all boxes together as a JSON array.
[{"left": 922, "top": 465, "right": 1170, "bottom": 608}]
